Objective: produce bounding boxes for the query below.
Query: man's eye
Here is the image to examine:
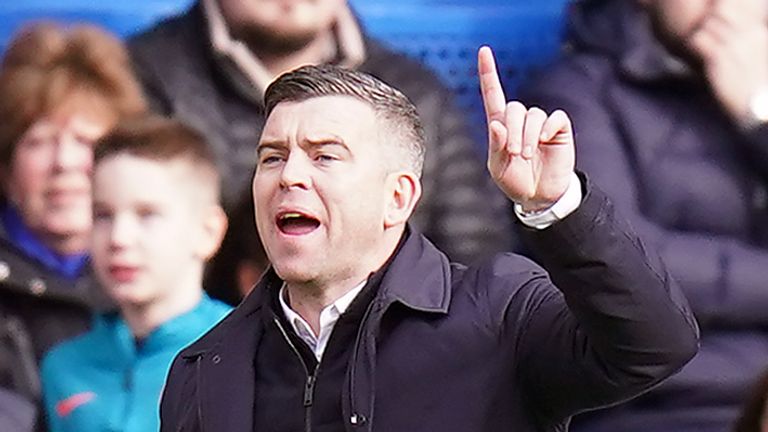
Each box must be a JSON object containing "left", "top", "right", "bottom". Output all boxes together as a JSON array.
[
  {"left": 316, "top": 154, "right": 337, "bottom": 162},
  {"left": 260, "top": 155, "right": 283, "bottom": 165}
]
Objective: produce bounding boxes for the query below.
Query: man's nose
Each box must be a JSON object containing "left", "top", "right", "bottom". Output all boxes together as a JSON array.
[{"left": 279, "top": 154, "right": 312, "bottom": 190}]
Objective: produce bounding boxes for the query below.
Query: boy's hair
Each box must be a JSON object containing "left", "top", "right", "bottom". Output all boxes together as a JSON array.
[
  {"left": 0, "top": 22, "right": 147, "bottom": 167},
  {"left": 264, "top": 64, "right": 426, "bottom": 177},
  {"left": 94, "top": 115, "right": 221, "bottom": 203}
]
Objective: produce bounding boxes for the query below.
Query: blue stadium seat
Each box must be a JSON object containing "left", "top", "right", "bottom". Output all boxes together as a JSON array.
[{"left": 0, "top": 0, "right": 570, "bottom": 150}]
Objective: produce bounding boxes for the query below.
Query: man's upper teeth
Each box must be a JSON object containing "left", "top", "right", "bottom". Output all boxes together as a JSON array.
[{"left": 283, "top": 212, "right": 302, "bottom": 219}]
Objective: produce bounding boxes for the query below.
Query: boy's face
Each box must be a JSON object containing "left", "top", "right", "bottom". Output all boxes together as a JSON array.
[{"left": 91, "top": 154, "right": 217, "bottom": 308}]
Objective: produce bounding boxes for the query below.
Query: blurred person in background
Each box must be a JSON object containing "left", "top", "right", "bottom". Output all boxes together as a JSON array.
[
  {"left": 129, "top": 0, "right": 514, "bottom": 265},
  {"left": 520, "top": 0, "right": 768, "bottom": 431},
  {"left": 734, "top": 367, "right": 768, "bottom": 432},
  {"left": 204, "top": 187, "right": 269, "bottom": 305},
  {"left": 0, "top": 22, "right": 147, "bottom": 404},
  {"left": 41, "top": 116, "right": 231, "bottom": 432},
  {"left": 0, "top": 387, "right": 35, "bottom": 432}
]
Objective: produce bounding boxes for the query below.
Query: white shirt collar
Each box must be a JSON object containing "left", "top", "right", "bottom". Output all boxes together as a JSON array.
[{"left": 278, "top": 279, "right": 367, "bottom": 361}]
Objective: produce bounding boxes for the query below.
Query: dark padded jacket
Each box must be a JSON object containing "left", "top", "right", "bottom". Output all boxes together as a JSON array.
[
  {"left": 520, "top": 1, "right": 768, "bottom": 430},
  {"left": 158, "top": 178, "right": 698, "bottom": 432},
  {"left": 0, "top": 225, "right": 108, "bottom": 402},
  {"left": 127, "top": 3, "right": 514, "bottom": 265}
]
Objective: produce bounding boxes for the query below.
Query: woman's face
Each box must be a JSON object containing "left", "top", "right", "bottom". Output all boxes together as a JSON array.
[{"left": 4, "top": 95, "right": 117, "bottom": 254}]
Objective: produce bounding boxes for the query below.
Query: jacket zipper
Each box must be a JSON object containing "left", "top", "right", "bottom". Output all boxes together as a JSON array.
[
  {"left": 347, "top": 300, "right": 377, "bottom": 426},
  {"left": 273, "top": 317, "right": 318, "bottom": 432}
]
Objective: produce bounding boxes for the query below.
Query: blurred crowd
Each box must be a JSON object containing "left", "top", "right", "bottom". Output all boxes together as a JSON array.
[{"left": 0, "top": 0, "right": 766, "bottom": 431}]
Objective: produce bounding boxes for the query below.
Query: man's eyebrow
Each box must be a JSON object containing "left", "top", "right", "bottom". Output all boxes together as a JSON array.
[
  {"left": 304, "top": 136, "right": 350, "bottom": 151},
  {"left": 256, "top": 141, "right": 285, "bottom": 155}
]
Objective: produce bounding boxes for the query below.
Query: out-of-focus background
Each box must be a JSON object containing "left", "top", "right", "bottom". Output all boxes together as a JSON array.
[{"left": 0, "top": 0, "right": 570, "bottom": 152}]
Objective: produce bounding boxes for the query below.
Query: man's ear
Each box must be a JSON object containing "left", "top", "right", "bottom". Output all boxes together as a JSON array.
[
  {"left": 196, "top": 205, "right": 229, "bottom": 260},
  {"left": 383, "top": 172, "right": 421, "bottom": 229}
]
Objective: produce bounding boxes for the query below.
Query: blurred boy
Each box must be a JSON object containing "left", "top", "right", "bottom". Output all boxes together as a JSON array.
[
  {"left": 40, "top": 116, "right": 231, "bottom": 432},
  {"left": 0, "top": 22, "right": 148, "bottom": 402}
]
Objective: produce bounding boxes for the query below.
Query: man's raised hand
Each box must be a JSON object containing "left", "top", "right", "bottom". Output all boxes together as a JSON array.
[{"left": 478, "top": 46, "right": 575, "bottom": 212}]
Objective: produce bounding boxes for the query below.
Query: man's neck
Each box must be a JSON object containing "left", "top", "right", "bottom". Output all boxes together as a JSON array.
[{"left": 285, "top": 276, "right": 365, "bottom": 334}]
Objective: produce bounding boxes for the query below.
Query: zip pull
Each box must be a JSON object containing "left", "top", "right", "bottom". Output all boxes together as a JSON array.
[{"left": 303, "top": 374, "right": 316, "bottom": 407}]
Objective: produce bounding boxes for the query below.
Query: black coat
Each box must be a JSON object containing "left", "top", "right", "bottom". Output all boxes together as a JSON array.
[
  {"left": 159, "top": 179, "right": 698, "bottom": 432},
  {"left": 0, "top": 225, "right": 108, "bottom": 402}
]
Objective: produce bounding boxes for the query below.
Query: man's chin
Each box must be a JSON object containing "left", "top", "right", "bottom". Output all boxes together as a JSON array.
[
  {"left": 272, "top": 261, "right": 317, "bottom": 285},
  {"left": 233, "top": 25, "right": 319, "bottom": 55}
]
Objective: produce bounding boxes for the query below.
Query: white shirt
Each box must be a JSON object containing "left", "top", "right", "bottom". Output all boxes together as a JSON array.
[{"left": 279, "top": 280, "right": 367, "bottom": 361}]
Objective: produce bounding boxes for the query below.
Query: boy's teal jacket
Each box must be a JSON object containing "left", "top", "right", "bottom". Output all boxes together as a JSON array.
[{"left": 41, "top": 295, "right": 231, "bottom": 432}]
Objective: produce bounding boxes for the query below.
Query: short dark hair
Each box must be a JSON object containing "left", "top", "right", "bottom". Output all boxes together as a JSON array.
[
  {"left": 94, "top": 115, "right": 221, "bottom": 202},
  {"left": 264, "top": 64, "right": 426, "bottom": 176}
]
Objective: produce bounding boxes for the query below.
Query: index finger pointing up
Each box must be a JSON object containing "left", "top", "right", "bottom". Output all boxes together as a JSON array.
[{"left": 478, "top": 46, "right": 507, "bottom": 125}]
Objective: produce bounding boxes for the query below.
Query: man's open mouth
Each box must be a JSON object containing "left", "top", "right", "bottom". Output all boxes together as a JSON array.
[{"left": 276, "top": 211, "right": 320, "bottom": 235}]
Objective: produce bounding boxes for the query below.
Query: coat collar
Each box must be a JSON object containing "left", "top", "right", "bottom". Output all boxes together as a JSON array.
[
  {"left": 375, "top": 227, "right": 452, "bottom": 314},
  {"left": 237, "top": 226, "right": 453, "bottom": 319}
]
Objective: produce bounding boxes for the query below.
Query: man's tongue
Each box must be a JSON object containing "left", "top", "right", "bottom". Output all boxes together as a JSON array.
[{"left": 279, "top": 216, "right": 319, "bottom": 235}]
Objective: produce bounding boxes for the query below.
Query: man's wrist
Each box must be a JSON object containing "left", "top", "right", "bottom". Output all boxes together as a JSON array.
[{"left": 514, "top": 172, "right": 582, "bottom": 229}]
